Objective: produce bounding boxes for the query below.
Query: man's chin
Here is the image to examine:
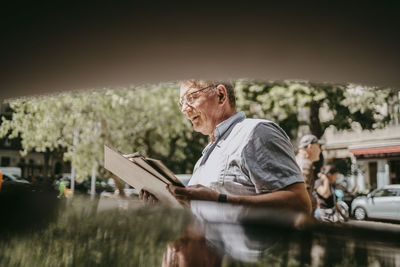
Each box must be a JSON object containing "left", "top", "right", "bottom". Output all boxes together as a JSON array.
[
  {"left": 191, "top": 123, "right": 199, "bottom": 131},
  {"left": 192, "top": 125, "right": 202, "bottom": 133},
  {"left": 192, "top": 125, "right": 207, "bottom": 135}
]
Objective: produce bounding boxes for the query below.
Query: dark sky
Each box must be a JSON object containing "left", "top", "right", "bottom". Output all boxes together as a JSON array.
[{"left": 1, "top": 2, "right": 399, "bottom": 99}]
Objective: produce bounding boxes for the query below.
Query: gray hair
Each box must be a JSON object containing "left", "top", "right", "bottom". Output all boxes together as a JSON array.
[{"left": 180, "top": 79, "right": 236, "bottom": 108}]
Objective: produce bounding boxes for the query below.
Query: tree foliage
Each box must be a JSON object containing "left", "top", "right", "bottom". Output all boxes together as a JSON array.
[
  {"left": 235, "top": 80, "right": 392, "bottom": 139},
  {"left": 0, "top": 80, "right": 393, "bottom": 182},
  {"left": 0, "top": 83, "right": 207, "bottom": 182}
]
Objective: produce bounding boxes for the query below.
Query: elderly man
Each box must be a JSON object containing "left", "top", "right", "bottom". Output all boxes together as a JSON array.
[
  {"left": 295, "top": 134, "right": 323, "bottom": 211},
  {"left": 141, "top": 80, "right": 311, "bottom": 214}
]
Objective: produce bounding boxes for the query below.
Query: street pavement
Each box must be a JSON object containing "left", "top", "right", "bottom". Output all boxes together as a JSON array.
[{"left": 345, "top": 219, "right": 400, "bottom": 232}]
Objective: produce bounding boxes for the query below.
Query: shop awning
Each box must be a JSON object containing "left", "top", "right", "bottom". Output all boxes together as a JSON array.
[{"left": 349, "top": 145, "right": 400, "bottom": 156}]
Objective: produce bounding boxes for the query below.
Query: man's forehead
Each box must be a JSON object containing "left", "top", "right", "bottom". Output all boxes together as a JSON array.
[{"left": 180, "top": 83, "right": 202, "bottom": 97}]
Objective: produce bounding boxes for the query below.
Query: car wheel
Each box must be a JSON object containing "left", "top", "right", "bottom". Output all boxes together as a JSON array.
[{"left": 354, "top": 207, "right": 367, "bottom": 220}]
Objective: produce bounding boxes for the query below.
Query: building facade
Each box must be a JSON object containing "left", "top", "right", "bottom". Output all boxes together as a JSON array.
[{"left": 323, "top": 125, "right": 400, "bottom": 193}]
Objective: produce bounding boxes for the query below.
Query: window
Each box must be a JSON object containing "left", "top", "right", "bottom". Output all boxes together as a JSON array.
[
  {"left": 368, "top": 162, "right": 377, "bottom": 189},
  {"left": 1, "top": 157, "right": 10, "bottom": 167},
  {"left": 389, "top": 160, "right": 400, "bottom": 184},
  {"left": 374, "top": 189, "right": 398, "bottom": 197}
]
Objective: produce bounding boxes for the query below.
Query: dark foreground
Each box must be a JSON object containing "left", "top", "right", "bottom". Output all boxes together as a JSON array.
[{"left": 0, "top": 184, "right": 399, "bottom": 266}]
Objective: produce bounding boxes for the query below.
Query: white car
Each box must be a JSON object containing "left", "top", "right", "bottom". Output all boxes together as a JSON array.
[
  {"left": 3, "top": 173, "right": 30, "bottom": 184},
  {"left": 351, "top": 184, "right": 400, "bottom": 221}
]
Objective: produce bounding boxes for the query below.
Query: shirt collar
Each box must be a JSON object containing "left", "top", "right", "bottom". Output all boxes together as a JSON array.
[
  {"left": 201, "top": 111, "right": 246, "bottom": 156},
  {"left": 202, "top": 111, "right": 246, "bottom": 155},
  {"left": 214, "top": 111, "right": 246, "bottom": 140}
]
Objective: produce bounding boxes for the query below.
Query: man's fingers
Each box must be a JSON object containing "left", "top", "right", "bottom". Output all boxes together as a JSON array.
[
  {"left": 166, "top": 185, "right": 192, "bottom": 204},
  {"left": 173, "top": 187, "right": 188, "bottom": 195},
  {"left": 139, "top": 189, "right": 159, "bottom": 204},
  {"left": 139, "top": 189, "right": 144, "bottom": 199},
  {"left": 167, "top": 184, "right": 188, "bottom": 195},
  {"left": 149, "top": 194, "right": 158, "bottom": 202},
  {"left": 123, "top": 153, "right": 137, "bottom": 158},
  {"left": 153, "top": 195, "right": 159, "bottom": 204},
  {"left": 149, "top": 195, "right": 155, "bottom": 204},
  {"left": 175, "top": 195, "right": 190, "bottom": 200}
]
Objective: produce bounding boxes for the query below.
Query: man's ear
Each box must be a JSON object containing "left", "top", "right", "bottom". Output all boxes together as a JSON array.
[{"left": 216, "top": 85, "right": 227, "bottom": 104}]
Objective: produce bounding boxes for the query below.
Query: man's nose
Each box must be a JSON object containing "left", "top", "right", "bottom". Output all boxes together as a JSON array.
[{"left": 180, "top": 101, "right": 192, "bottom": 113}]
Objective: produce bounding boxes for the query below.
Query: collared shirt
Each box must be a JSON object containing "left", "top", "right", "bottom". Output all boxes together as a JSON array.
[{"left": 188, "top": 112, "right": 303, "bottom": 195}]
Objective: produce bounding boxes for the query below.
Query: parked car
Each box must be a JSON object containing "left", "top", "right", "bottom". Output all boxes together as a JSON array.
[
  {"left": 0, "top": 167, "right": 22, "bottom": 176},
  {"left": 351, "top": 184, "right": 400, "bottom": 221},
  {"left": 2, "top": 173, "right": 30, "bottom": 184}
]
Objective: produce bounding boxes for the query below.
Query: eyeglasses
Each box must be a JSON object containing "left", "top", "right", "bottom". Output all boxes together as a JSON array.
[{"left": 178, "top": 85, "right": 215, "bottom": 110}]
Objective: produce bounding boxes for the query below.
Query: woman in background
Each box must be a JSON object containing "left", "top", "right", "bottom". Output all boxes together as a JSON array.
[{"left": 314, "top": 165, "right": 339, "bottom": 222}]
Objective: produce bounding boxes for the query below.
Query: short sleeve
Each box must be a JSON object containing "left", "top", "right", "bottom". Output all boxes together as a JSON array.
[{"left": 242, "top": 122, "right": 304, "bottom": 193}]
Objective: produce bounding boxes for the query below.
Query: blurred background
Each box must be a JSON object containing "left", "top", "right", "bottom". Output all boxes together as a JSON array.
[
  {"left": 1, "top": 1, "right": 399, "bottom": 196},
  {"left": 0, "top": 80, "right": 399, "bottom": 196},
  {"left": 1, "top": 1, "right": 400, "bottom": 266}
]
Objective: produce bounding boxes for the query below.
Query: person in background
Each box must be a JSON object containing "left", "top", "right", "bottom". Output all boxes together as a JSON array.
[
  {"left": 58, "top": 180, "right": 67, "bottom": 198},
  {"left": 314, "top": 165, "right": 339, "bottom": 222},
  {"left": 295, "top": 134, "right": 323, "bottom": 212}
]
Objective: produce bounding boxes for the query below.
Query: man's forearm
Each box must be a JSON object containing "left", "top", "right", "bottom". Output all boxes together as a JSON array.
[
  {"left": 226, "top": 183, "right": 312, "bottom": 214},
  {"left": 167, "top": 183, "right": 312, "bottom": 214}
]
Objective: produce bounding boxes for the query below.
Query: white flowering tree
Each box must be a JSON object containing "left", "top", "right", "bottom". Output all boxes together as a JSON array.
[{"left": 0, "top": 82, "right": 207, "bottom": 182}]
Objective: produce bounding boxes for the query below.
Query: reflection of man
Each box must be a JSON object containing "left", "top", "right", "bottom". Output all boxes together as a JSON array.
[
  {"left": 295, "top": 134, "right": 323, "bottom": 211},
  {"left": 162, "top": 202, "right": 278, "bottom": 266},
  {"left": 162, "top": 220, "right": 223, "bottom": 267},
  {"left": 162, "top": 201, "right": 313, "bottom": 266},
  {"left": 141, "top": 80, "right": 311, "bottom": 214}
]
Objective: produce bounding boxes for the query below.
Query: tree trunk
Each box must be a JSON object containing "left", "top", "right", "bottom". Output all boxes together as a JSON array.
[
  {"left": 144, "top": 130, "right": 155, "bottom": 157},
  {"left": 43, "top": 149, "right": 50, "bottom": 178},
  {"left": 309, "top": 101, "right": 323, "bottom": 138},
  {"left": 309, "top": 100, "right": 324, "bottom": 177}
]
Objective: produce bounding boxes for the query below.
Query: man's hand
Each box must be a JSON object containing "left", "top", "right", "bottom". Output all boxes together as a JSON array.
[
  {"left": 167, "top": 184, "right": 219, "bottom": 203},
  {"left": 139, "top": 189, "right": 159, "bottom": 204},
  {"left": 123, "top": 153, "right": 140, "bottom": 162}
]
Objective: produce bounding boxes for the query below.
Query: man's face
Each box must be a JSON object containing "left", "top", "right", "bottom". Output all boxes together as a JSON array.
[
  {"left": 308, "top": 143, "right": 322, "bottom": 162},
  {"left": 179, "top": 83, "right": 220, "bottom": 137}
]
